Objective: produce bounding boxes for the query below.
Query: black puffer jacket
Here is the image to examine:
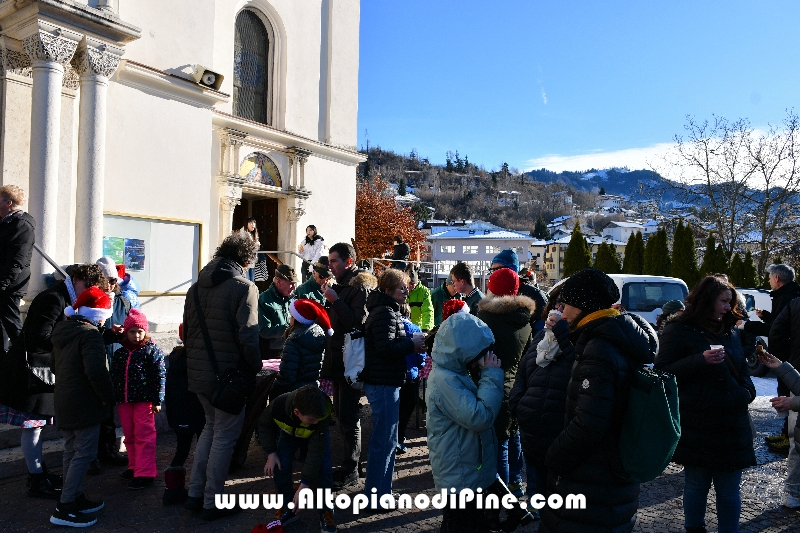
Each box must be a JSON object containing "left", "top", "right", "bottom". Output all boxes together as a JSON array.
[
  {"left": 272, "top": 323, "right": 326, "bottom": 397},
  {"left": 477, "top": 294, "right": 535, "bottom": 441},
  {"left": 183, "top": 258, "right": 261, "bottom": 397},
  {"left": 541, "top": 312, "right": 658, "bottom": 533},
  {"left": 744, "top": 280, "right": 800, "bottom": 340},
  {"left": 0, "top": 281, "right": 71, "bottom": 416},
  {"left": 0, "top": 210, "right": 35, "bottom": 296},
  {"left": 509, "top": 319, "right": 575, "bottom": 466},
  {"left": 770, "top": 298, "right": 800, "bottom": 368},
  {"left": 321, "top": 268, "right": 376, "bottom": 379},
  {"left": 519, "top": 282, "right": 547, "bottom": 331},
  {"left": 361, "top": 291, "right": 414, "bottom": 387},
  {"left": 655, "top": 321, "right": 756, "bottom": 472}
]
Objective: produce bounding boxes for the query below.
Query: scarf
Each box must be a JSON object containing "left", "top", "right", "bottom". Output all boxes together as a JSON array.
[{"left": 575, "top": 308, "right": 621, "bottom": 330}]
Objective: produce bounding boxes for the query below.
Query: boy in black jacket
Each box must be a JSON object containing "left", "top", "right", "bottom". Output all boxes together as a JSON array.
[{"left": 259, "top": 385, "right": 336, "bottom": 532}]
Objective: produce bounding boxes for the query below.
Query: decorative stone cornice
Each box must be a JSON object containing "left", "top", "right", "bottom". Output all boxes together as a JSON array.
[
  {"left": 72, "top": 37, "right": 123, "bottom": 78},
  {"left": 0, "top": 45, "right": 32, "bottom": 78},
  {"left": 21, "top": 25, "right": 80, "bottom": 65}
]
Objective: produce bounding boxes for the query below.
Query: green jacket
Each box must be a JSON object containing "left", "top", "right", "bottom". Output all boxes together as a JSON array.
[
  {"left": 257, "top": 388, "right": 332, "bottom": 484},
  {"left": 51, "top": 318, "right": 115, "bottom": 430},
  {"left": 294, "top": 276, "right": 325, "bottom": 306},
  {"left": 464, "top": 288, "right": 485, "bottom": 316},
  {"left": 430, "top": 284, "right": 455, "bottom": 326},
  {"left": 426, "top": 313, "right": 503, "bottom": 492},
  {"left": 258, "top": 284, "right": 292, "bottom": 351},
  {"left": 408, "top": 284, "right": 434, "bottom": 331}
]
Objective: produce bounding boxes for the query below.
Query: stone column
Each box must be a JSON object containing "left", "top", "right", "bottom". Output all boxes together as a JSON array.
[
  {"left": 219, "top": 184, "right": 242, "bottom": 245},
  {"left": 21, "top": 23, "right": 81, "bottom": 292},
  {"left": 73, "top": 37, "right": 123, "bottom": 262}
]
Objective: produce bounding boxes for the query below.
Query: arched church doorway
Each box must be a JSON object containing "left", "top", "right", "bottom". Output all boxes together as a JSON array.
[{"left": 232, "top": 196, "right": 278, "bottom": 290}]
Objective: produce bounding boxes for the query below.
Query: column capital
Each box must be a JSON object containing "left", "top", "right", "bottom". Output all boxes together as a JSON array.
[
  {"left": 288, "top": 146, "right": 312, "bottom": 163},
  {"left": 20, "top": 21, "right": 82, "bottom": 65},
  {"left": 287, "top": 206, "right": 306, "bottom": 222},
  {"left": 73, "top": 37, "right": 124, "bottom": 78}
]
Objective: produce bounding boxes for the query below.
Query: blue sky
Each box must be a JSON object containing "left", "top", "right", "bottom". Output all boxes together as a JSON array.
[{"left": 357, "top": 1, "right": 800, "bottom": 172}]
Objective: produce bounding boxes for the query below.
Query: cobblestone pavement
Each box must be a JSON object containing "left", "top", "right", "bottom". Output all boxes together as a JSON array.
[{"left": 1, "top": 396, "right": 798, "bottom": 532}]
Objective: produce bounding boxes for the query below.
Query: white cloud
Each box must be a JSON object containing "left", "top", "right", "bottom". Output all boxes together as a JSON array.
[
  {"left": 523, "top": 142, "right": 676, "bottom": 173},
  {"left": 540, "top": 88, "right": 548, "bottom": 105}
]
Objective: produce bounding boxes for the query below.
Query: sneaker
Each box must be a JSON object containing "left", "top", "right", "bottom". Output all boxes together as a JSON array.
[
  {"left": 320, "top": 510, "right": 337, "bottom": 532},
  {"left": 119, "top": 469, "right": 134, "bottom": 480},
  {"left": 768, "top": 435, "right": 790, "bottom": 452},
  {"left": 128, "top": 477, "right": 155, "bottom": 490},
  {"left": 201, "top": 506, "right": 241, "bottom": 521},
  {"left": 50, "top": 502, "right": 98, "bottom": 527},
  {"left": 75, "top": 493, "right": 104, "bottom": 513},
  {"left": 395, "top": 442, "right": 408, "bottom": 454},
  {"left": 783, "top": 493, "right": 800, "bottom": 509},
  {"left": 276, "top": 506, "right": 300, "bottom": 526},
  {"left": 184, "top": 496, "right": 203, "bottom": 513},
  {"left": 332, "top": 470, "right": 359, "bottom": 490}
]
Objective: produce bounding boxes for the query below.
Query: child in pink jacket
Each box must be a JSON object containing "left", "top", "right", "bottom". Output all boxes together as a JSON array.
[{"left": 110, "top": 309, "right": 166, "bottom": 489}]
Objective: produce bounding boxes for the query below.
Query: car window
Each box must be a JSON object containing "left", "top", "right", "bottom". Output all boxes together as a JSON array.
[{"left": 621, "top": 282, "right": 688, "bottom": 312}]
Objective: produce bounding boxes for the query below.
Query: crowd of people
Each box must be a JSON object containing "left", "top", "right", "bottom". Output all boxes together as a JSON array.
[{"left": 2, "top": 183, "right": 800, "bottom": 532}]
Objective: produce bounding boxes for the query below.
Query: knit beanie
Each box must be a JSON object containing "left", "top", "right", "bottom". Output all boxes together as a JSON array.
[
  {"left": 491, "top": 249, "right": 519, "bottom": 273},
  {"left": 488, "top": 267, "right": 520, "bottom": 297},
  {"left": 124, "top": 308, "right": 149, "bottom": 333},
  {"left": 560, "top": 268, "right": 620, "bottom": 314},
  {"left": 442, "top": 299, "right": 470, "bottom": 321},
  {"left": 290, "top": 298, "right": 333, "bottom": 336},
  {"left": 661, "top": 300, "right": 685, "bottom": 316},
  {"left": 63, "top": 286, "right": 112, "bottom": 324},
  {"left": 96, "top": 256, "right": 117, "bottom": 279}
]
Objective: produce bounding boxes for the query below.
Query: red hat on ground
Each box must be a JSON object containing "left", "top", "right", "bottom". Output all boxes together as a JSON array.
[
  {"left": 64, "top": 286, "right": 112, "bottom": 324},
  {"left": 488, "top": 267, "right": 520, "bottom": 297},
  {"left": 115, "top": 264, "right": 126, "bottom": 279},
  {"left": 289, "top": 299, "right": 333, "bottom": 336},
  {"left": 124, "top": 308, "right": 149, "bottom": 333},
  {"left": 442, "top": 299, "right": 470, "bottom": 321}
]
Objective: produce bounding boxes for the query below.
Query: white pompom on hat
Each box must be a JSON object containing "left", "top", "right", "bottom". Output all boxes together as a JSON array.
[
  {"left": 64, "top": 286, "right": 113, "bottom": 324},
  {"left": 290, "top": 298, "right": 334, "bottom": 336}
]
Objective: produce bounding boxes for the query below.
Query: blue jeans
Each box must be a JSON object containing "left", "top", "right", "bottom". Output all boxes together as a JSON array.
[
  {"left": 524, "top": 458, "right": 547, "bottom": 499},
  {"left": 684, "top": 466, "right": 743, "bottom": 533},
  {"left": 274, "top": 429, "right": 333, "bottom": 512},
  {"left": 363, "top": 384, "right": 400, "bottom": 497},
  {"left": 496, "top": 430, "right": 524, "bottom": 493}
]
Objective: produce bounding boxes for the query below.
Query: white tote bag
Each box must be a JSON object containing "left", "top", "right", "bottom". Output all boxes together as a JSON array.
[{"left": 343, "top": 330, "right": 365, "bottom": 390}]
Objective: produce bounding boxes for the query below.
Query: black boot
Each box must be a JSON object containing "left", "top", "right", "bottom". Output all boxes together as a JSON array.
[
  {"left": 28, "top": 472, "right": 60, "bottom": 499},
  {"left": 42, "top": 463, "right": 62, "bottom": 489}
]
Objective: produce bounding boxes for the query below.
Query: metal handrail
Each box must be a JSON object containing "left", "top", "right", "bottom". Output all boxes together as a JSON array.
[{"left": 257, "top": 250, "right": 306, "bottom": 265}]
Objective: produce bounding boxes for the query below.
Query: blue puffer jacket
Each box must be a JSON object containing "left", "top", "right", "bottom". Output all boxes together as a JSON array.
[
  {"left": 119, "top": 275, "right": 140, "bottom": 310},
  {"left": 425, "top": 313, "right": 503, "bottom": 492},
  {"left": 402, "top": 318, "right": 426, "bottom": 380}
]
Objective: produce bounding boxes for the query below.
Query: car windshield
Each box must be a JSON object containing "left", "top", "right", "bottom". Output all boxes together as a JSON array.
[{"left": 621, "top": 282, "right": 688, "bottom": 312}]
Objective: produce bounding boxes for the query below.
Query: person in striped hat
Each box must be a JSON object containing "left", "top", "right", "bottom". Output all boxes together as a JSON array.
[{"left": 271, "top": 299, "right": 333, "bottom": 398}]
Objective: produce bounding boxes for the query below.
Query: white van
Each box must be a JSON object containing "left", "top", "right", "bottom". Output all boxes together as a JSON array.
[{"left": 550, "top": 274, "right": 689, "bottom": 327}]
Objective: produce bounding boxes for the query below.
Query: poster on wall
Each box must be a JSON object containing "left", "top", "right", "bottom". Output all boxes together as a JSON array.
[
  {"left": 102, "top": 237, "right": 125, "bottom": 264},
  {"left": 124, "top": 239, "right": 146, "bottom": 271}
]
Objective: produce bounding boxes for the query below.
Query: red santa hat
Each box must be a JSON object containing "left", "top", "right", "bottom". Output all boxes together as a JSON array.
[
  {"left": 115, "top": 264, "right": 126, "bottom": 279},
  {"left": 442, "top": 299, "right": 470, "bottom": 321},
  {"left": 289, "top": 298, "right": 333, "bottom": 336},
  {"left": 64, "top": 286, "right": 112, "bottom": 324}
]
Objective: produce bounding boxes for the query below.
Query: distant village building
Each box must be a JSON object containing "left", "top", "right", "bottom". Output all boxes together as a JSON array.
[
  {"left": 601, "top": 221, "right": 646, "bottom": 242},
  {"left": 544, "top": 232, "right": 626, "bottom": 281},
  {"left": 598, "top": 194, "right": 628, "bottom": 210}
]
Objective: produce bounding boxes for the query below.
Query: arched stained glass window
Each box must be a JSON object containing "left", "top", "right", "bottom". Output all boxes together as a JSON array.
[
  {"left": 239, "top": 152, "right": 281, "bottom": 188},
  {"left": 233, "top": 11, "right": 269, "bottom": 124}
]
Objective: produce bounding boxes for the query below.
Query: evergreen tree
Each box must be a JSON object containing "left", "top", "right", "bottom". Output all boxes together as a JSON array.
[
  {"left": 713, "top": 244, "right": 729, "bottom": 275},
  {"left": 622, "top": 232, "right": 637, "bottom": 274},
  {"left": 398, "top": 177, "right": 407, "bottom": 197},
  {"left": 594, "top": 241, "right": 622, "bottom": 274},
  {"left": 728, "top": 253, "right": 744, "bottom": 286},
  {"left": 563, "top": 222, "right": 592, "bottom": 277},
  {"left": 632, "top": 231, "right": 645, "bottom": 275},
  {"left": 599, "top": 187, "right": 606, "bottom": 195},
  {"left": 653, "top": 228, "right": 672, "bottom": 276},
  {"left": 700, "top": 235, "right": 717, "bottom": 276},
  {"left": 741, "top": 251, "right": 758, "bottom": 288},
  {"left": 671, "top": 221, "right": 701, "bottom": 288},
  {"left": 532, "top": 214, "right": 550, "bottom": 240},
  {"left": 644, "top": 233, "right": 658, "bottom": 275}
]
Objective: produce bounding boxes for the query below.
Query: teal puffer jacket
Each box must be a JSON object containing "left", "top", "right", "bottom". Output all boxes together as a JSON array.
[{"left": 425, "top": 313, "right": 504, "bottom": 492}]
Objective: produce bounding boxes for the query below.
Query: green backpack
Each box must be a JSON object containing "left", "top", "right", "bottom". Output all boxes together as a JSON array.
[{"left": 619, "top": 366, "right": 680, "bottom": 483}]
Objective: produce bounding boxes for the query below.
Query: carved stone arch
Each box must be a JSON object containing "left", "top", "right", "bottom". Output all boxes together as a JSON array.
[{"left": 234, "top": 1, "right": 286, "bottom": 130}]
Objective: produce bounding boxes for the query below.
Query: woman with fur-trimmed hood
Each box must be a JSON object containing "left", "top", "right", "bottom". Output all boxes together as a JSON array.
[{"left": 477, "top": 266, "right": 536, "bottom": 525}]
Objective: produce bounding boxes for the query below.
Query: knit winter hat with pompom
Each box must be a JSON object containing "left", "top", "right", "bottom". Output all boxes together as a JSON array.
[{"left": 124, "top": 308, "right": 149, "bottom": 333}]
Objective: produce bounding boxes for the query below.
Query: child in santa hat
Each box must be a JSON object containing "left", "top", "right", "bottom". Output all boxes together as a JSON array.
[
  {"left": 271, "top": 299, "right": 333, "bottom": 399},
  {"left": 49, "top": 286, "right": 115, "bottom": 528},
  {"left": 110, "top": 309, "right": 166, "bottom": 490}
]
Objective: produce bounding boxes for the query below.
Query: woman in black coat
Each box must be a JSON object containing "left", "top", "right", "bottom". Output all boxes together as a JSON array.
[
  {"left": 509, "top": 285, "right": 574, "bottom": 504},
  {"left": 0, "top": 264, "right": 107, "bottom": 498},
  {"left": 655, "top": 276, "right": 755, "bottom": 533},
  {"left": 361, "top": 268, "right": 425, "bottom": 500},
  {"left": 540, "top": 268, "right": 658, "bottom": 533}
]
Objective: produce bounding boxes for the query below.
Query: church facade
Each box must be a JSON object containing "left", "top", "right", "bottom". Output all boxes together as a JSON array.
[{"left": 0, "top": 0, "right": 363, "bottom": 325}]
